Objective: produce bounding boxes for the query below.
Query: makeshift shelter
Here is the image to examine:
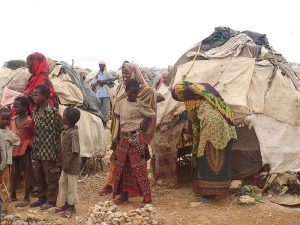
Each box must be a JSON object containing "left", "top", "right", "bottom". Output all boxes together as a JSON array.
[
  {"left": 0, "top": 62, "right": 106, "bottom": 158},
  {"left": 49, "top": 63, "right": 106, "bottom": 157},
  {"left": 153, "top": 27, "right": 300, "bottom": 180}
]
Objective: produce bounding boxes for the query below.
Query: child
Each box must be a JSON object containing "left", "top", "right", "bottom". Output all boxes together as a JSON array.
[
  {"left": 0, "top": 107, "right": 20, "bottom": 213},
  {"left": 30, "top": 85, "right": 62, "bottom": 210},
  {"left": 10, "top": 97, "right": 35, "bottom": 207},
  {"left": 0, "top": 134, "right": 6, "bottom": 219},
  {"left": 56, "top": 106, "right": 81, "bottom": 217},
  {"left": 113, "top": 79, "right": 155, "bottom": 206}
]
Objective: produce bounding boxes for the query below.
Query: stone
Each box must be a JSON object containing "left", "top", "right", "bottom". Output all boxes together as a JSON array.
[
  {"left": 238, "top": 195, "right": 256, "bottom": 205},
  {"left": 107, "top": 214, "right": 115, "bottom": 221},
  {"left": 128, "top": 212, "right": 138, "bottom": 217},
  {"left": 27, "top": 213, "right": 42, "bottom": 221},
  {"left": 107, "top": 206, "right": 116, "bottom": 212},
  {"left": 145, "top": 207, "right": 153, "bottom": 212},
  {"left": 141, "top": 212, "right": 148, "bottom": 217},
  {"left": 132, "top": 220, "right": 142, "bottom": 225},
  {"left": 114, "top": 212, "right": 122, "bottom": 218},
  {"left": 230, "top": 180, "right": 242, "bottom": 189},
  {"left": 12, "top": 220, "right": 23, "bottom": 225},
  {"left": 190, "top": 202, "right": 202, "bottom": 208},
  {"left": 151, "top": 220, "right": 158, "bottom": 225}
]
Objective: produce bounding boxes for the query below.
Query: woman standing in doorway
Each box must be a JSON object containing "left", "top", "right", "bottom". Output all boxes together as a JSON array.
[{"left": 172, "top": 81, "right": 236, "bottom": 196}]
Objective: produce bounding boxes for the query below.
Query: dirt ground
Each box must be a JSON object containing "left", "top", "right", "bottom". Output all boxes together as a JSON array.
[
  {"left": 9, "top": 128, "right": 300, "bottom": 225},
  {"left": 10, "top": 168, "right": 300, "bottom": 225}
]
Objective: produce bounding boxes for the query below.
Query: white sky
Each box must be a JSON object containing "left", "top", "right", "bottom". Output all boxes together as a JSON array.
[{"left": 0, "top": 0, "right": 299, "bottom": 71}]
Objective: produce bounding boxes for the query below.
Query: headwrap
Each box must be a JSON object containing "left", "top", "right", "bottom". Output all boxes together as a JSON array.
[
  {"left": 24, "top": 52, "right": 57, "bottom": 112},
  {"left": 98, "top": 60, "right": 106, "bottom": 65},
  {"left": 172, "top": 81, "right": 234, "bottom": 125},
  {"left": 123, "top": 63, "right": 146, "bottom": 84}
]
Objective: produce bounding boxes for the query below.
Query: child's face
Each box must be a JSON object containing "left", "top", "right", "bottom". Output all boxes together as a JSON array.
[
  {"left": 126, "top": 87, "right": 139, "bottom": 102},
  {"left": 13, "top": 101, "right": 26, "bottom": 115},
  {"left": 62, "top": 112, "right": 69, "bottom": 126},
  {"left": 0, "top": 112, "right": 11, "bottom": 128},
  {"left": 32, "top": 89, "right": 46, "bottom": 106},
  {"left": 122, "top": 67, "right": 131, "bottom": 82}
]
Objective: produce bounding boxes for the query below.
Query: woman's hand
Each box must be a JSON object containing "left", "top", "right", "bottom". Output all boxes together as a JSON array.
[
  {"left": 111, "top": 139, "right": 118, "bottom": 150},
  {"left": 141, "top": 118, "right": 152, "bottom": 132},
  {"left": 157, "top": 93, "right": 165, "bottom": 103}
]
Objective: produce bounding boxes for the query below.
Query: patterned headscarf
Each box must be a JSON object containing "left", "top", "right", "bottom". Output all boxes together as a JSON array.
[
  {"left": 172, "top": 81, "right": 234, "bottom": 125},
  {"left": 123, "top": 63, "right": 146, "bottom": 84}
]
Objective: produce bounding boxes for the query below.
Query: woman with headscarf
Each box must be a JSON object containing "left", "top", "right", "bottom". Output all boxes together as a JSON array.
[
  {"left": 24, "top": 52, "right": 57, "bottom": 113},
  {"left": 99, "top": 63, "right": 157, "bottom": 196},
  {"left": 172, "top": 81, "right": 236, "bottom": 197}
]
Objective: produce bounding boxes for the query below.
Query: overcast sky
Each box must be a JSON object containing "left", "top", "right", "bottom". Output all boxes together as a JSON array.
[{"left": 0, "top": 0, "right": 299, "bottom": 71}]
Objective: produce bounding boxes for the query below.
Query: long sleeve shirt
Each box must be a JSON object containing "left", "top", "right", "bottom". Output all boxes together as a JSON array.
[
  {"left": 91, "top": 71, "right": 113, "bottom": 98},
  {"left": 0, "top": 129, "right": 20, "bottom": 171}
]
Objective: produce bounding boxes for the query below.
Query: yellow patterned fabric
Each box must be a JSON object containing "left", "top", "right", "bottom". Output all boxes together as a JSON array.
[
  {"left": 172, "top": 81, "right": 234, "bottom": 125},
  {"left": 195, "top": 101, "right": 236, "bottom": 157}
]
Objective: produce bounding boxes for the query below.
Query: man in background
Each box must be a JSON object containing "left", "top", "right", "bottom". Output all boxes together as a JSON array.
[{"left": 91, "top": 60, "right": 114, "bottom": 122}]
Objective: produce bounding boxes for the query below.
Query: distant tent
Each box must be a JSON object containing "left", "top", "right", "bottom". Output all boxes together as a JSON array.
[{"left": 0, "top": 62, "right": 106, "bottom": 158}]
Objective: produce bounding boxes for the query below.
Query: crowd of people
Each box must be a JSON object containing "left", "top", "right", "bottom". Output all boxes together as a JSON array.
[
  {"left": 0, "top": 51, "right": 237, "bottom": 220},
  {"left": 0, "top": 53, "right": 81, "bottom": 218}
]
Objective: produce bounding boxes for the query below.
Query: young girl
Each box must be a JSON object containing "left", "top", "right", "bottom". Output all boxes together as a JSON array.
[
  {"left": 113, "top": 79, "right": 156, "bottom": 206},
  {"left": 10, "top": 97, "right": 35, "bottom": 207}
]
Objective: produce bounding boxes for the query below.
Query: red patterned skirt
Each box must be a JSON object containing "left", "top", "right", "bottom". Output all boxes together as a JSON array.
[{"left": 113, "top": 130, "right": 151, "bottom": 201}]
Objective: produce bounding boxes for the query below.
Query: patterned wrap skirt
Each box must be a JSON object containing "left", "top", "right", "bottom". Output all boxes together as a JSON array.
[
  {"left": 113, "top": 129, "right": 151, "bottom": 201},
  {"left": 194, "top": 141, "right": 232, "bottom": 196}
]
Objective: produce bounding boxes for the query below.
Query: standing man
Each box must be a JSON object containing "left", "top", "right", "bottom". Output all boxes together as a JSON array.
[{"left": 91, "top": 60, "right": 114, "bottom": 122}]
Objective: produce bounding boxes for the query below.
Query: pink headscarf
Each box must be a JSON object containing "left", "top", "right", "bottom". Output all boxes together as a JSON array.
[{"left": 123, "top": 63, "right": 146, "bottom": 84}]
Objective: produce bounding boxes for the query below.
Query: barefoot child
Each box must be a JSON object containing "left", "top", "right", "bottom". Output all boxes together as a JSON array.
[
  {"left": 30, "top": 85, "right": 62, "bottom": 210},
  {"left": 10, "top": 97, "right": 35, "bottom": 207},
  {"left": 56, "top": 106, "right": 81, "bottom": 217},
  {"left": 0, "top": 108, "right": 20, "bottom": 213},
  {"left": 113, "top": 79, "right": 155, "bottom": 206}
]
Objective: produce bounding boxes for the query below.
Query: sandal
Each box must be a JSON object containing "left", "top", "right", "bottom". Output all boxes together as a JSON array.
[
  {"left": 30, "top": 200, "right": 45, "bottom": 208},
  {"left": 55, "top": 204, "right": 69, "bottom": 214},
  {"left": 113, "top": 198, "right": 129, "bottom": 205},
  {"left": 40, "top": 203, "right": 55, "bottom": 211},
  {"left": 15, "top": 199, "right": 30, "bottom": 208},
  {"left": 62, "top": 207, "right": 76, "bottom": 218},
  {"left": 99, "top": 185, "right": 113, "bottom": 195}
]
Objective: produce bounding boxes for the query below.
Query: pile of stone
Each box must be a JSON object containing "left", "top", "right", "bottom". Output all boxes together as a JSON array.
[
  {"left": 1, "top": 210, "right": 63, "bottom": 225},
  {"left": 84, "top": 201, "right": 158, "bottom": 225}
]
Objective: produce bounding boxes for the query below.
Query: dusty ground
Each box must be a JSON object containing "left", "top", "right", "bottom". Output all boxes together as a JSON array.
[
  {"left": 9, "top": 169, "right": 300, "bottom": 225},
  {"left": 8, "top": 128, "right": 300, "bottom": 225}
]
